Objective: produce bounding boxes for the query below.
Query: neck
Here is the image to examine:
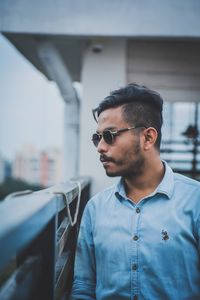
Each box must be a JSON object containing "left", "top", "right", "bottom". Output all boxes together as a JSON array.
[{"left": 124, "top": 157, "right": 164, "bottom": 203}]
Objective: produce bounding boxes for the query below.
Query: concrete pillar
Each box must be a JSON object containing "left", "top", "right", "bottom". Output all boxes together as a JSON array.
[
  {"left": 37, "top": 42, "right": 80, "bottom": 180},
  {"left": 80, "top": 38, "right": 126, "bottom": 195}
]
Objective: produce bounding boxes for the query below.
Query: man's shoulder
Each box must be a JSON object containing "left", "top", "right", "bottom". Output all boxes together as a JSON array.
[
  {"left": 90, "top": 183, "right": 117, "bottom": 203},
  {"left": 86, "top": 183, "right": 118, "bottom": 211},
  {"left": 174, "top": 172, "right": 200, "bottom": 190}
]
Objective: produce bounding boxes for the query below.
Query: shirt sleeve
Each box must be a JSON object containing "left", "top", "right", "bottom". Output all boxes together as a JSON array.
[{"left": 70, "top": 203, "right": 96, "bottom": 299}]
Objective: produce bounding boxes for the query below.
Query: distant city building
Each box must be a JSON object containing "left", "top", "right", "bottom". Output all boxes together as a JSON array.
[
  {"left": 12, "top": 145, "right": 63, "bottom": 187},
  {"left": 0, "top": 154, "right": 12, "bottom": 184},
  {"left": 0, "top": 154, "right": 5, "bottom": 184},
  {"left": 40, "top": 149, "right": 62, "bottom": 187},
  {"left": 4, "top": 161, "right": 12, "bottom": 180}
]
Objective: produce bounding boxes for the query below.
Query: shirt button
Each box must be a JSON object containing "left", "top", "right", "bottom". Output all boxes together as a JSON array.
[
  {"left": 132, "top": 263, "right": 137, "bottom": 271},
  {"left": 136, "top": 207, "right": 141, "bottom": 213},
  {"left": 133, "top": 235, "right": 139, "bottom": 241}
]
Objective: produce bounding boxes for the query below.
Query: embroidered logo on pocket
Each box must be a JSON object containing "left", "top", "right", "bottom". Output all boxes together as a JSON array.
[{"left": 161, "top": 230, "right": 169, "bottom": 241}]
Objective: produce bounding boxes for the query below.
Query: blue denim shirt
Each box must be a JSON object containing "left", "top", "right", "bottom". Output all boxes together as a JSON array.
[{"left": 71, "top": 162, "right": 200, "bottom": 300}]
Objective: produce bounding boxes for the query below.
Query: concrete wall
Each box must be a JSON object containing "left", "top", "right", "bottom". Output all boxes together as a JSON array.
[
  {"left": 1, "top": 0, "right": 200, "bottom": 38},
  {"left": 80, "top": 38, "right": 126, "bottom": 194},
  {"left": 127, "top": 39, "right": 200, "bottom": 102}
]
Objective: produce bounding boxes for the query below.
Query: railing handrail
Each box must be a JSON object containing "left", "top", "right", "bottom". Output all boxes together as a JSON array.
[
  {"left": 0, "top": 176, "right": 90, "bottom": 273},
  {"left": 161, "top": 139, "right": 200, "bottom": 145}
]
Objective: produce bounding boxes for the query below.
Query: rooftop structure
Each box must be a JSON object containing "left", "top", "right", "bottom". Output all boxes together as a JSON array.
[{"left": 1, "top": 0, "right": 200, "bottom": 193}]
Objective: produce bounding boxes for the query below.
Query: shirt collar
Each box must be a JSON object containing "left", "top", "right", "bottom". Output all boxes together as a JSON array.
[
  {"left": 114, "top": 160, "right": 174, "bottom": 201},
  {"left": 156, "top": 161, "right": 174, "bottom": 199}
]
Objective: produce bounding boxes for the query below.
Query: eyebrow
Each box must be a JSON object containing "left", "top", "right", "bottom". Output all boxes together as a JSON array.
[{"left": 96, "top": 126, "right": 117, "bottom": 134}]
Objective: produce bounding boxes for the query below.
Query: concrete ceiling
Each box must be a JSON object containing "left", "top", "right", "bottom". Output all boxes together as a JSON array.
[
  {"left": 3, "top": 33, "right": 87, "bottom": 81},
  {"left": 1, "top": 0, "right": 200, "bottom": 81}
]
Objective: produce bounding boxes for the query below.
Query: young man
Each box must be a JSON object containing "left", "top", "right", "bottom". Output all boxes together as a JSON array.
[{"left": 71, "top": 83, "right": 200, "bottom": 300}]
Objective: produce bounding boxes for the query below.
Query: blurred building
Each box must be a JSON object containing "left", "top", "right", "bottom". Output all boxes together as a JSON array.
[
  {"left": 0, "top": 154, "right": 12, "bottom": 184},
  {"left": 12, "top": 145, "right": 62, "bottom": 187},
  {"left": 0, "top": 154, "right": 5, "bottom": 184},
  {"left": 40, "top": 149, "right": 62, "bottom": 187},
  {"left": 13, "top": 145, "right": 40, "bottom": 185},
  {"left": 4, "top": 160, "right": 12, "bottom": 180}
]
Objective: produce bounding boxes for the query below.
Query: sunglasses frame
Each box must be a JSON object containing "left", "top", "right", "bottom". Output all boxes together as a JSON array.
[{"left": 92, "top": 126, "right": 146, "bottom": 147}]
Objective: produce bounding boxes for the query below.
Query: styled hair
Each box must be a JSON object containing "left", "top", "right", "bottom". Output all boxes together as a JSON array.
[{"left": 92, "top": 83, "right": 163, "bottom": 150}]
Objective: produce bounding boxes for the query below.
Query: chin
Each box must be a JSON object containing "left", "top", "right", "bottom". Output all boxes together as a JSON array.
[
  {"left": 106, "top": 172, "right": 118, "bottom": 177},
  {"left": 105, "top": 168, "right": 139, "bottom": 178},
  {"left": 105, "top": 169, "right": 122, "bottom": 177}
]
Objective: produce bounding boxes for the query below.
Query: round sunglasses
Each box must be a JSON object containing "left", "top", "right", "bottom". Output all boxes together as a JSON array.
[{"left": 92, "top": 126, "right": 145, "bottom": 147}]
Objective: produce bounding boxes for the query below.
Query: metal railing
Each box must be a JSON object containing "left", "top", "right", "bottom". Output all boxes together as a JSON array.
[
  {"left": 0, "top": 177, "right": 91, "bottom": 300},
  {"left": 161, "top": 140, "right": 200, "bottom": 179}
]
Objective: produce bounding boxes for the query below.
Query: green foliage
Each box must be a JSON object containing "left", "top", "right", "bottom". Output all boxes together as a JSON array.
[
  {"left": 0, "top": 178, "right": 43, "bottom": 201},
  {"left": 0, "top": 258, "right": 16, "bottom": 288}
]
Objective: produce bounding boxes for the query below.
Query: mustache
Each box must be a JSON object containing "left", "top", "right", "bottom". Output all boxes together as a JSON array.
[{"left": 100, "top": 154, "right": 115, "bottom": 163}]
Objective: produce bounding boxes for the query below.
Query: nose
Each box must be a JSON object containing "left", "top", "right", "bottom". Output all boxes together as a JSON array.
[{"left": 96, "top": 137, "right": 109, "bottom": 154}]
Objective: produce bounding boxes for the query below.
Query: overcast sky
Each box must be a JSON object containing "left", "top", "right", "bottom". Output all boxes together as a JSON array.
[{"left": 0, "top": 34, "right": 64, "bottom": 161}]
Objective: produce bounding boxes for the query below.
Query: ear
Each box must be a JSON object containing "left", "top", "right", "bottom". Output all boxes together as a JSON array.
[{"left": 142, "top": 127, "right": 158, "bottom": 150}]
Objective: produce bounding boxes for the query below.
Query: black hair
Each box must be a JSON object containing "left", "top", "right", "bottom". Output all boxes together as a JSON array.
[{"left": 92, "top": 83, "right": 163, "bottom": 150}]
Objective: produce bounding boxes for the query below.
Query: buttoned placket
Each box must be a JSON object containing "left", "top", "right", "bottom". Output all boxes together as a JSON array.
[{"left": 130, "top": 203, "right": 142, "bottom": 300}]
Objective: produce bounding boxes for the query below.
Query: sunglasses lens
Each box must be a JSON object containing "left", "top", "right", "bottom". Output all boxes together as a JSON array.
[
  {"left": 92, "top": 133, "right": 101, "bottom": 147},
  {"left": 103, "top": 131, "right": 113, "bottom": 145},
  {"left": 92, "top": 131, "right": 114, "bottom": 147}
]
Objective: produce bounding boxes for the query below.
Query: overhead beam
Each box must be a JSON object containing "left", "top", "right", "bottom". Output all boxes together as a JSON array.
[{"left": 1, "top": 0, "right": 200, "bottom": 38}]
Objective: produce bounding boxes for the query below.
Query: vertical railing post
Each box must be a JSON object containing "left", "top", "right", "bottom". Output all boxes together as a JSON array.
[{"left": 17, "top": 215, "right": 57, "bottom": 300}]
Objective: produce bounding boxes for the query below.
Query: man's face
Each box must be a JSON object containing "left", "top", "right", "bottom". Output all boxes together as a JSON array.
[{"left": 96, "top": 106, "right": 145, "bottom": 178}]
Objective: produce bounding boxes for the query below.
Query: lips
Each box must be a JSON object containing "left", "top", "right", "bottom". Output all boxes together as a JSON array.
[{"left": 100, "top": 155, "right": 114, "bottom": 164}]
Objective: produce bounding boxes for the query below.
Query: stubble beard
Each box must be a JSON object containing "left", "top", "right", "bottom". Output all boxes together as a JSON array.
[{"left": 105, "top": 140, "right": 145, "bottom": 178}]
